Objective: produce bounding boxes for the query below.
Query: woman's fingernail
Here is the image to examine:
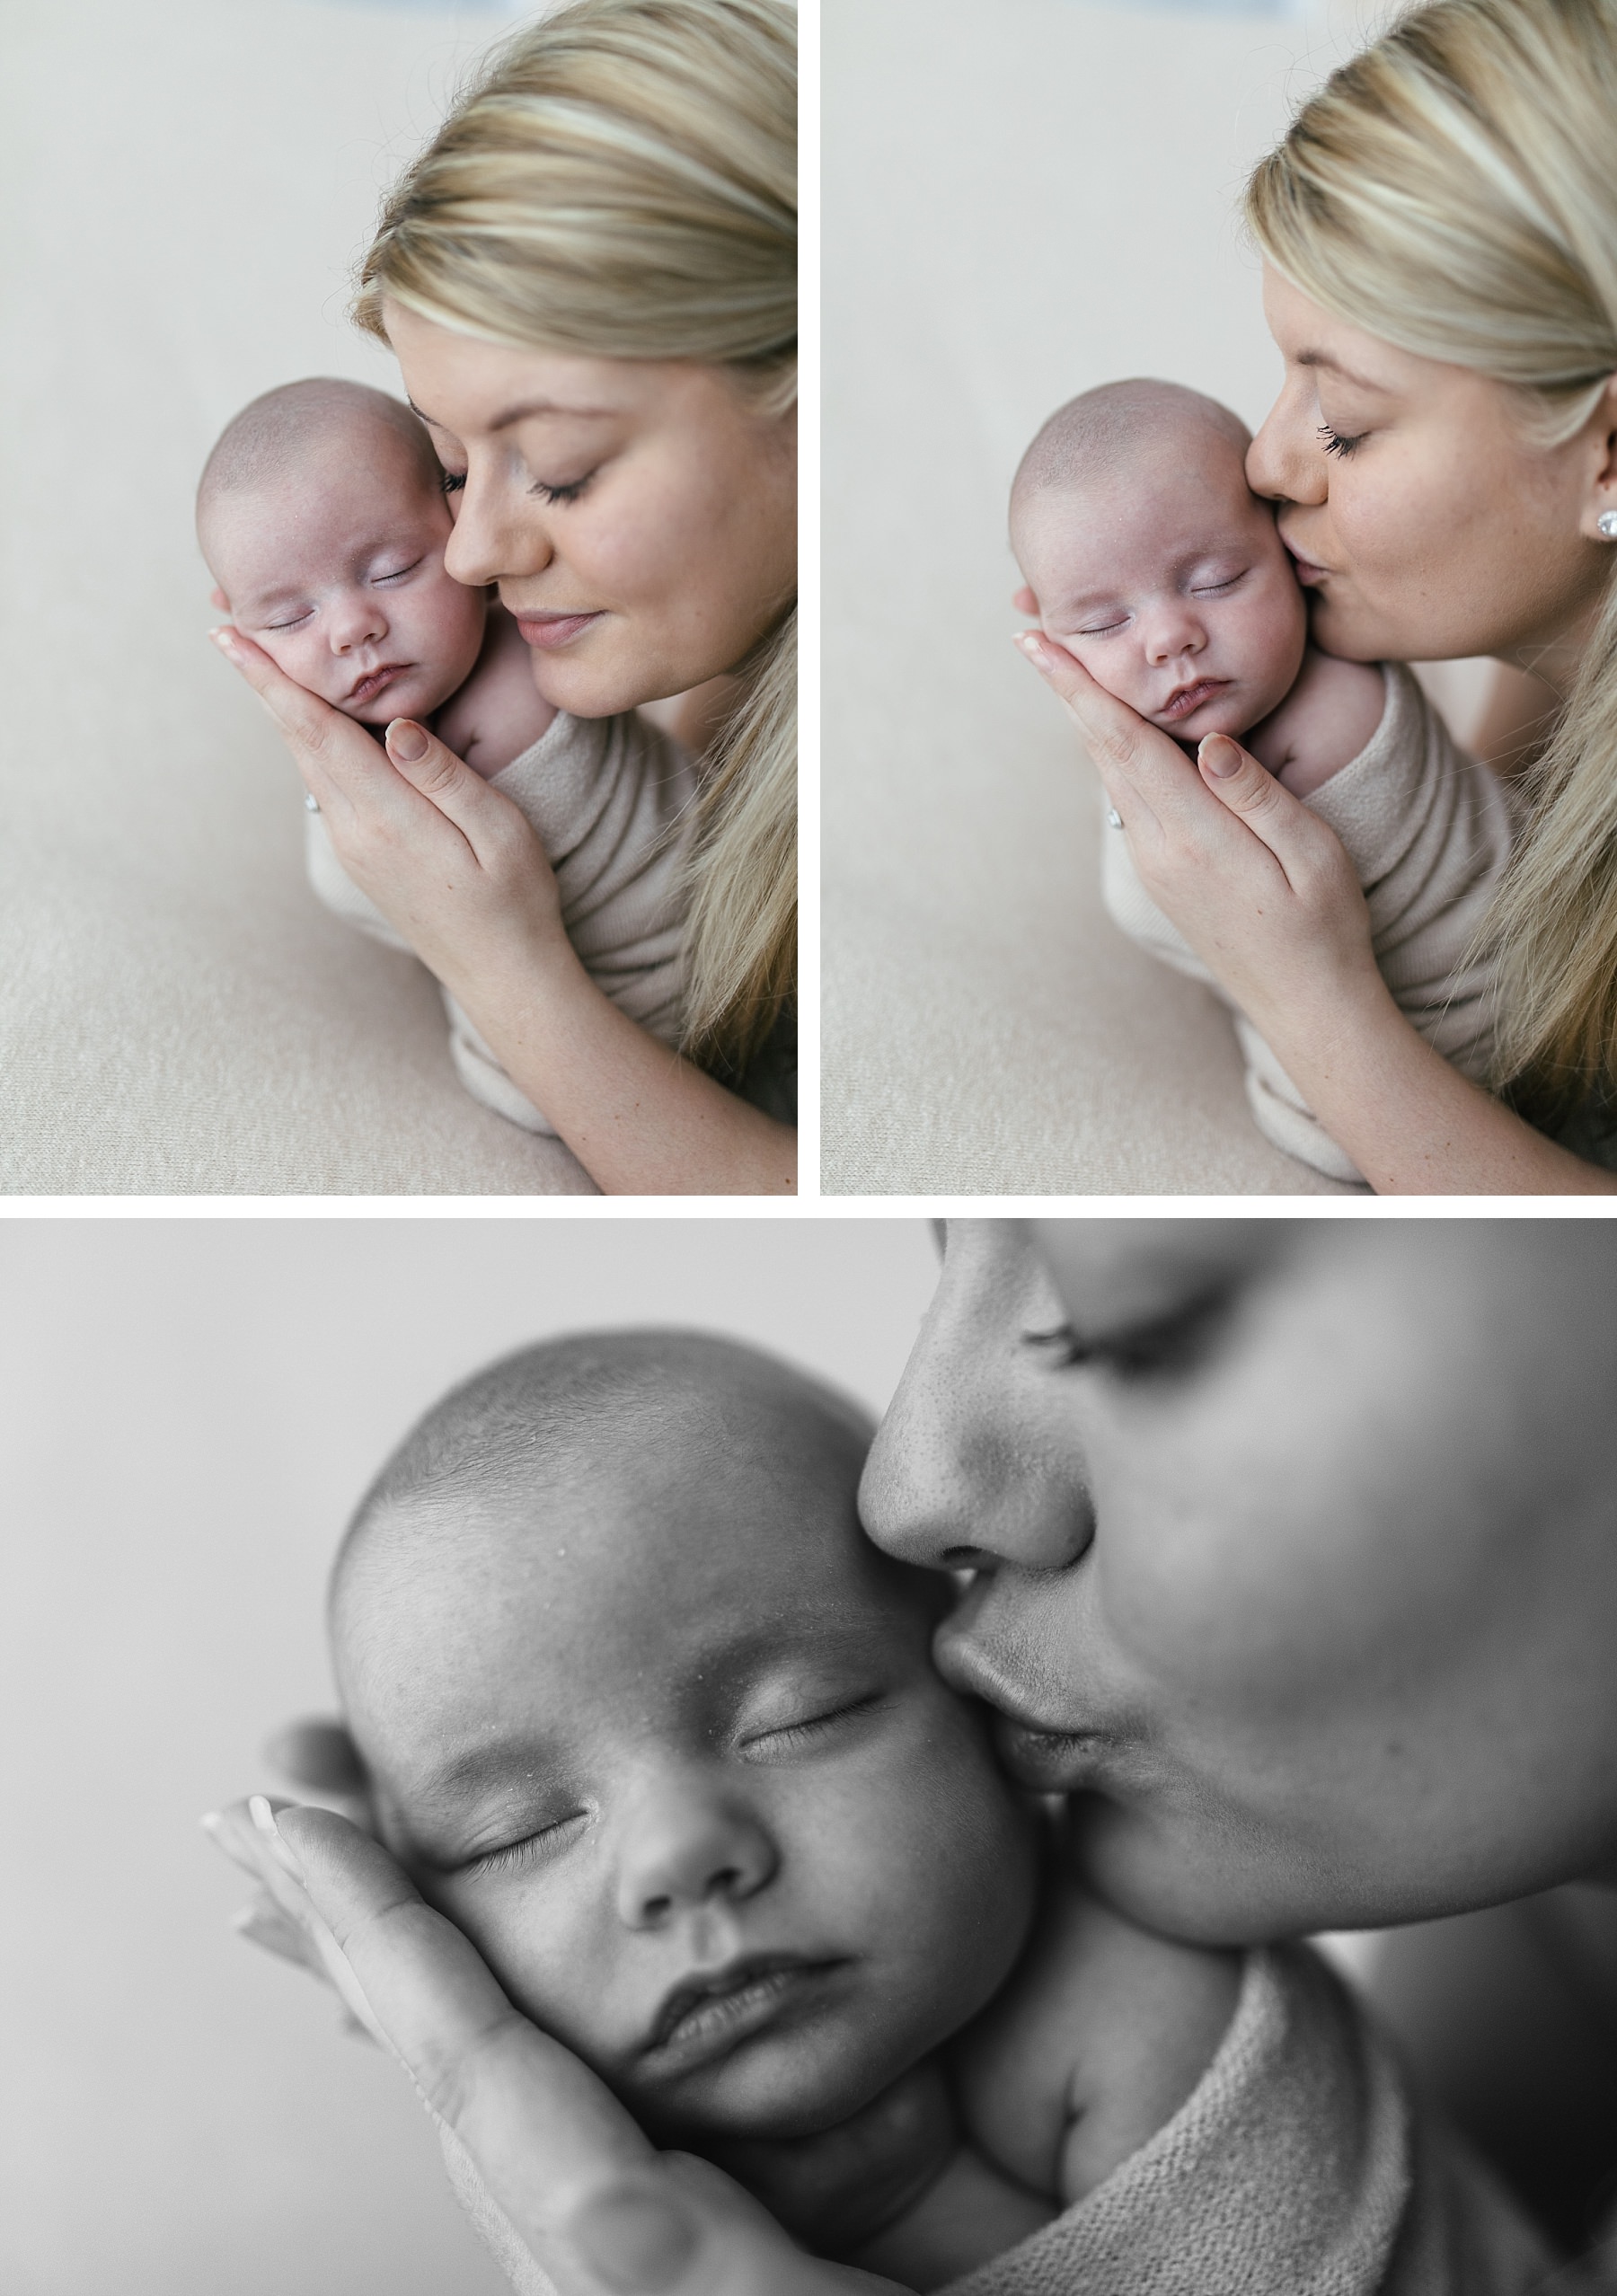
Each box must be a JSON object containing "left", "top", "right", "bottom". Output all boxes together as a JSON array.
[
  {"left": 209, "top": 627, "right": 239, "bottom": 655},
  {"left": 385, "top": 720, "right": 429, "bottom": 764},
  {"left": 249, "top": 1794, "right": 306, "bottom": 1885},
  {"left": 568, "top": 2185, "right": 699, "bottom": 2292},
  {"left": 1200, "top": 734, "right": 1242, "bottom": 780},
  {"left": 1014, "top": 630, "right": 1048, "bottom": 665}
]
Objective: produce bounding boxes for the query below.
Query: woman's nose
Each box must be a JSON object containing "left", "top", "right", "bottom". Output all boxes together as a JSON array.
[
  {"left": 443, "top": 462, "right": 553, "bottom": 589},
  {"left": 615, "top": 1786, "right": 777, "bottom": 1930},
  {"left": 1246, "top": 389, "right": 1326, "bottom": 508},
  {"left": 860, "top": 1245, "right": 1096, "bottom": 1576}
]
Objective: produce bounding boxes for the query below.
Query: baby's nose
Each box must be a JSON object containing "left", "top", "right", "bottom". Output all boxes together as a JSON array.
[
  {"left": 329, "top": 594, "right": 387, "bottom": 651},
  {"left": 616, "top": 1793, "right": 777, "bottom": 1929}
]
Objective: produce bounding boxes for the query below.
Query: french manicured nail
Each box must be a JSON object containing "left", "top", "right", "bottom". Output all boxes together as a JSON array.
[
  {"left": 1014, "top": 631, "right": 1047, "bottom": 662},
  {"left": 568, "top": 2185, "right": 699, "bottom": 2292},
  {"left": 209, "top": 627, "right": 239, "bottom": 654},
  {"left": 1200, "top": 735, "right": 1241, "bottom": 779},
  {"left": 385, "top": 720, "right": 429, "bottom": 764},
  {"left": 249, "top": 1794, "right": 306, "bottom": 1885}
]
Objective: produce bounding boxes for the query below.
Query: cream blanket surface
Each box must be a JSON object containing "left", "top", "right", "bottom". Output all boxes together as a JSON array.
[
  {"left": 940, "top": 1946, "right": 1553, "bottom": 2296},
  {"left": 1101, "top": 663, "right": 1515, "bottom": 1185},
  {"left": 306, "top": 707, "right": 695, "bottom": 1134},
  {"left": 437, "top": 1946, "right": 1557, "bottom": 2296}
]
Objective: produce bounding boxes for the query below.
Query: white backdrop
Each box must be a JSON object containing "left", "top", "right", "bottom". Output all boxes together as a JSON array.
[{"left": 0, "top": 1217, "right": 939, "bottom": 2295}]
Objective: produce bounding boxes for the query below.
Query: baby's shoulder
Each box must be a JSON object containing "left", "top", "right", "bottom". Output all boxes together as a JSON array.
[
  {"left": 1251, "top": 648, "right": 1386, "bottom": 797},
  {"left": 433, "top": 603, "right": 557, "bottom": 780},
  {"left": 950, "top": 1867, "right": 1241, "bottom": 2202}
]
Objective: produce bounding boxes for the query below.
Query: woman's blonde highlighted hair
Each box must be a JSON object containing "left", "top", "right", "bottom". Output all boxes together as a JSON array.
[
  {"left": 357, "top": 0, "right": 795, "bottom": 1075},
  {"left": 1246, "top": 0, "right": 1617, "bottom": 1118}
]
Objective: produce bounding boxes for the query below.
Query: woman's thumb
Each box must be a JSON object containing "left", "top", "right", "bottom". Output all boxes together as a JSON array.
[
  {"left": 1197, "top": 732, "right": 1289, "bottom": 819},
  {"left": 384, "top": 717, "right": 464, "bottom": 798}
]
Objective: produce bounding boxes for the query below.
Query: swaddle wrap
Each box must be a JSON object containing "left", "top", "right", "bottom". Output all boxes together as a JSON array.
[
  {"left": 305, "top": 706, "right": 696, "bottom": 1134},
  {"left": 1102, "top": 664, "right": 1515, "bottom": 1184},
  {"left": 436, "top": 1944, "right": 1555, "bottom": 2296},
  {"left": 940, "top": 1945, "right": 1553, "bottom": 2296}
]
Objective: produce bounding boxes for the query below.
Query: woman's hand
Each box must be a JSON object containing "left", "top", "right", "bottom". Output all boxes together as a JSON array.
[
  {"left": 210, "top": 625, "right": 569, "bottom": 1001},
  {"left": 202, "top": 1799, "right": 902, "bottom": 2295},
  {"left": 1014, "top": 628, "right": 1384, "bottom": 1049},
  {"left": 210, "top": 624, "right": 795, "bottom": 1195},
  {"left": 1016, "top": 629, "right": 1617, "bottom": 1192}
]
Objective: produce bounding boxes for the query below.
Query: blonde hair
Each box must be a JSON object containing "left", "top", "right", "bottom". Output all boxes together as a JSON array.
[
  {"left": 1246, "top": 0, "right": 1617, "bottom": 1117},
  {"left": 356, "top": 0, "right": 795, "bottom": 1075}
]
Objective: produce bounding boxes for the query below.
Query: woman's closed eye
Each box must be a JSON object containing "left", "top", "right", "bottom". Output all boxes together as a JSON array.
[
  {"left": 1318, "top": 423, "right": 1365, "bottom": 459},
  {"left": 529, "top": 470, "right": 596, "bottom": 507},
  {"left": 1022, "top": 1286, "right": 1234, "bottom": 1381}
]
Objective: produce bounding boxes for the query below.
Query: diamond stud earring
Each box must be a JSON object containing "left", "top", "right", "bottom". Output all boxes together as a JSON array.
[{"left": 1598, "top": 510, "right": 1617, "bottom": 539}]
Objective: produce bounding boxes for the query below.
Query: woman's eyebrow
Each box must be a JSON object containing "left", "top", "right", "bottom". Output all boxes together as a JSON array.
[
  {"left": 406, "top": 394, "right": 614, "bottom": 432},
  {"left": 1294, "top": 348, "right": 1393, "bottom": 394}
]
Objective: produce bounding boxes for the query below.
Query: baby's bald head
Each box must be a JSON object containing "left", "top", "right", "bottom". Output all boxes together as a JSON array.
[
  {"left": 196, "top": 377, "right": 441, "bottom": 578},
  {"left": 331, "top": 1330, "right": 884, "bottom": 1722},
  {"left": 1010, "top": 378, "right": 1253, "bottom": 551}
]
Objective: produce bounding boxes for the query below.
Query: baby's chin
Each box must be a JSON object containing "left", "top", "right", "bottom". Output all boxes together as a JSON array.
[{"left": 623, "top": 2004, "right": 923, "bottom": 2149}]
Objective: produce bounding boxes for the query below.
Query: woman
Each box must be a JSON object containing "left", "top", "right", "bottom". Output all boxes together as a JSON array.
[
  {"left": 210, "top": 1217, "right": 1617, "bottom": 2293},
  {"left": 1018, "top": 0, "right": 1617, "bottom": 1193},
  {"left": 214, "top": 0, "right": 796, "bottom": 1196}
]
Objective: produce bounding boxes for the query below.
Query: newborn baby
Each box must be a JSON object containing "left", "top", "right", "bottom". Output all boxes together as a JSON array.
[
  {"left": 331, "top": 1329, "right": 1241, "bottom": 2289},
  {"left": 197, "top": 379, "right": 694, "bottom": 1136},
  {"left": 1010, "top": 379, "right": 1515, "bottom": 1185},
  {"left": 320, "top": 1330, "right": 1549, "bottom": 2295}
]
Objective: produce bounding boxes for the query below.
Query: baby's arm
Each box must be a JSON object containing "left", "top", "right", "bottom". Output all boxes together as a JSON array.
[
  {"left": 950, "top": 1872, "right": 1241, "bottom": 2206},
  {"left": 1247, "top": 645, "right": 1386, "bottom": 799},
  {"left": 841, "top": 1877, "right": 1241, "bottom": 2290},
  {"left": 430, "top": 602, "right": 557, "bottom": 780}
]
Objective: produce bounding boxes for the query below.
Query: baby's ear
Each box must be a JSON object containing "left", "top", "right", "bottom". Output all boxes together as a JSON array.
[
  {"left": 1012, "top": 584, "right": 1038, "bottom": 616},
  {"left": 209, "top": 585, "right": 231, "bottom": 614}
]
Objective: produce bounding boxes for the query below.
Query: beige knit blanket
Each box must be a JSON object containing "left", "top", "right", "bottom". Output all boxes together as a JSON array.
[
  {"left": 306, "top": 708, "right": 695, "bottom": 1134},
  {"left": 939, "top": 1945, "right": 1554, "bottom": 2296},
  {"left": 1102, "top": 664, "right": 1515, "bottom": 1184}
]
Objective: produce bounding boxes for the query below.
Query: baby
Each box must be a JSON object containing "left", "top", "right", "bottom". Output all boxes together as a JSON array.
[
  {"left": 1010, "top": 379, "right": 1515, "bottom": 1185},
  {"left": 197, "top": 379, "right": 694, "bottom": 1136},
  {"left": 320, "top": 1330, "right": 1540, "bottom": 2294}
]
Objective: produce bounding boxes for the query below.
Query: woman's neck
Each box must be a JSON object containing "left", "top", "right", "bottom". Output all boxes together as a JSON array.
[{"left": 638, "top": 673, "right": 740, "bottom": 760}]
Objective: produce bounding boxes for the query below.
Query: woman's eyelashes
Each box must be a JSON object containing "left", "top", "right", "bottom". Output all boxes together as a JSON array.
[
  {"left": 528, "top": 470, "right": 596, "bottom": 506},
  {"left": 437, "top": 465, "right": 595, "bottom": 505},
  {"left": 1022, "top": 1285, "right": 1236, "bottom": 1380},
  {"left": 1317, "top": 423, "right": 1365, "bottom": 459}
]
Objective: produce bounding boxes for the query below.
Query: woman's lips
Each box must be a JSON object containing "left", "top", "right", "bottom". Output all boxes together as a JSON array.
[
  {"left": 515, "top": 610, "right": 603, "bottom": 651},
  {"left": 1278, "top": 532, "right": 1330, "bottom": 586},
  {"left": 1157, "top": 677, "right": 1230, "bottom": 723},
  {"left": 994, "top": 1717, "right": 1118, "bottom": 1793}
]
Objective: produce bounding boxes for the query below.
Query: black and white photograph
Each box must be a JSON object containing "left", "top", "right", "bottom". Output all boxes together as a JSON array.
[{"left": 7, "top": 1216, "right": 1617, "bottom": 2293}]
